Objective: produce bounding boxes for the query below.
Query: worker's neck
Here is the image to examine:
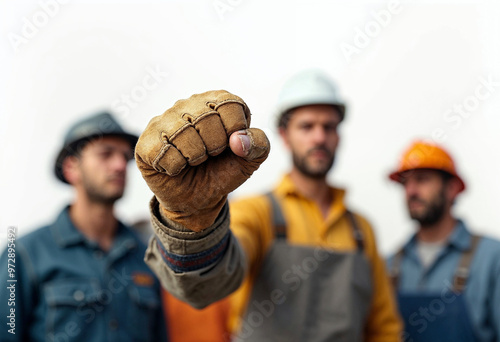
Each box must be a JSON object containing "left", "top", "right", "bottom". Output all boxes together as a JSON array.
[
  {"left": 69, "top": 195, "right": 118, "bottom": 251},
  {"left": 417, "top": 212, "right": 457, "bottom": 243},
  {"left": 290, "top": 168, "right": 332, "bottom": 218}
]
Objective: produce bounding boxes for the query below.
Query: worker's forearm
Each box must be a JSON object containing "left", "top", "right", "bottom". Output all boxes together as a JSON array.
[{"left": 144, "top": 197, "right": 247, "bottom": 309}]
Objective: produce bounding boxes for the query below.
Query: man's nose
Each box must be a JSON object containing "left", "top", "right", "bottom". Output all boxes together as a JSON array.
[
  {"left": 110, "top": 153, "right": 129, "bottom": 171},
  {"left": 312, "top": 126, "right": 328, "bottom": 144},
  {"left": 404, "top": 179, "right": 419, "bottom": 198}
]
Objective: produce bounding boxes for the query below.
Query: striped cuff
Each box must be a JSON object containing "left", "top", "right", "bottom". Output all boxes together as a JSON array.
[{"left": 156, "top": 232, "right": 230, "bottom": 273}]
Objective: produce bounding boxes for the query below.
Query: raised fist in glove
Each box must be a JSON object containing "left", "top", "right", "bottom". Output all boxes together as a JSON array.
[{"left": 135, "top": 90, "right": 270, "bottom": 231}]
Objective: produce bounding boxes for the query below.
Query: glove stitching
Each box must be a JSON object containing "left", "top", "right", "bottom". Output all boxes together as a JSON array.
[
  {"left": 189, "top": 111, "right": 219, "bottom": 126},
  {"left": 169, "top": 128, "right": 208, "bottom": 165},
  {"left": 213, "top": 99, "right": 247, "bottom": 112},
  {"left": 207, "top": 145, "right": 226, "bottom": 156},
  {"left": 171, "top": 113, "right": 222, "bottom": 163},
  {"left": 168, "top": 122, "right": 192, "bottom": 142},
  {"left": 154, "top": 142, "right": 188, "bottom": 176},
  {"left": 152, "top": 142, "right": 171, "bottom": 173},
  {"left": 188, "top": 152, "right": 208, "bottom": 165},
  {"left": 191, "top": 111, "right": 228, "bottom": 155},
  {"left": 181, "top": 111, "right": 218, "bottom": 124},
  {"left": 172, "top": 109, "right": 224, "bottom": 141}
]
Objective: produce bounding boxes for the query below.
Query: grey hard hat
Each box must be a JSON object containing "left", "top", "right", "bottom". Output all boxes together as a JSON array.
[
  {"left": 276, "top": 69, "right": 346, "bottom": 127},
  {"left": 54, "top": 112, "right": 138, "bottom": 184}
]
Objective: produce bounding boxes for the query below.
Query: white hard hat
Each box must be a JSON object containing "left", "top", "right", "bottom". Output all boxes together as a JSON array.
[{"left": 276, "top": 69, "right": 346, "bottom": 127}]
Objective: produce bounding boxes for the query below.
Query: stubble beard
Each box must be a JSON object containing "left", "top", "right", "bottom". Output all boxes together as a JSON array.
[
  {"left": 408, "top": 189, "right": 447, "bottom": 227},
  {"left": 292, "top": 147, "right": 335, "bottom": 179},
  {"left": 81, "top": 172, "right": 124, "bottom": 205}
]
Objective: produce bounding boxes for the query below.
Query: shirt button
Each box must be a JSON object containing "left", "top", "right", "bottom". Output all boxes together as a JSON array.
[
  {"left": 109, "top": 319, "right": 119, "bottom": 330},
  {"left": 73, "top": 290, "right": 85, "bottom": 302}
]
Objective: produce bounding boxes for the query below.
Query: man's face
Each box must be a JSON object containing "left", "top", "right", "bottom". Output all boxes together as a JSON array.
[
  {"left": 72, "top": 136, "right": 133, "bottom": 204},
  {"left": 280, "top": 105, "right": 341, "bottom": 179},
  {"left": 401, "top": 169, "right": 449, "bottom": 226}
]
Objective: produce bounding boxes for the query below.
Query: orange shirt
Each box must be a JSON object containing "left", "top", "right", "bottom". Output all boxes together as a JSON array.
[{"left": 163, "top": 290, "right": 231, "bottom": 342}]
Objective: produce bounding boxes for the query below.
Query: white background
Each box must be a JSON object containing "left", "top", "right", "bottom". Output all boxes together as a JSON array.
[{"left": 1, "top": 0, "right": 500, "bottom": 256}]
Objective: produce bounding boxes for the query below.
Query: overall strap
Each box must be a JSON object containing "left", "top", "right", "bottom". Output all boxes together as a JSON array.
[
  {"left": 453, "top": 235, "right": 481, "bottom": 293},
  {"left": 266, "top": 192, "right": 365, "bottom": 250},
  {"left": 266, "top": 192, "right": 288, "bottom": 239},
  {"left": 389, "top": 235, "right": 482, "bottom": 292},
  {"left": 346, "top": 211, "right": 364, "bottom": 252},
  {"left": 389, "top": 249, "right": 405, "bottom": 290}
]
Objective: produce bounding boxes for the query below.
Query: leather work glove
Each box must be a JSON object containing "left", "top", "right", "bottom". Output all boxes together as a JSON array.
[{"left": 135, "top": 90, "right": 270, "bottom": 231}]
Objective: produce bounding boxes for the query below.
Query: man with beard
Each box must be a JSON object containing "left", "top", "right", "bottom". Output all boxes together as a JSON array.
[
  {"left": 0, "top": 112, "right": 167, "bottom": 342},
  {"left": 135, "top": 70, "right": 402, "bottom": 341},
  {"left": 387, "top": 141, "right": 500, "bottom": 342}
]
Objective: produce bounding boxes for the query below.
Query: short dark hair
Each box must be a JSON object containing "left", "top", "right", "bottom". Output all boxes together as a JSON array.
[
  {"left": 438, "top": 170, "right": 454, "bottom": 182},
  {"left": 278, "top": 109, "right": 295, "bottom": 129}
]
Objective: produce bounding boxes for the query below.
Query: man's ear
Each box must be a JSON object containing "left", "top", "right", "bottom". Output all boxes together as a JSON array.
[
  {"left": 62, "top": 155, "right": 81, "bottom": 185},
  {"left": 279, "top": 126, "right": 291, "bottom": 150},
  {"left": 445, "top": 177, "right": 462, "bottom": 203}
]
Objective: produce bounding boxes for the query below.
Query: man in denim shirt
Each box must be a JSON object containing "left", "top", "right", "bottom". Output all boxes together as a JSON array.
[
  {"left": 387, "top": 140, "right": 500, "bottom": 342},
  {"left": 0, "top": 112, "right": 167, "bottom": 342}
]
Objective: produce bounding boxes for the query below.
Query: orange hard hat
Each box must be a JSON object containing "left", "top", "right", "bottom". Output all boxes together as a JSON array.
[{"left": 389, "top": 140, "right": 465, "bottom": 192}]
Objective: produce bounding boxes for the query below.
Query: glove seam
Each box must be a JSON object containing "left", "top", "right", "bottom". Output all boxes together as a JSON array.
[
  {"left": 186, "top": 111, "right": 219, "bottom": 126},
  {"left": 213, "top": 99, "right": 246, "bottom": 111},
  {"left": 187, "top": 151, "right": 208, "bottom": 165},
  {"left": 152, "top": 143, "right": 171, "bottom": 173}
]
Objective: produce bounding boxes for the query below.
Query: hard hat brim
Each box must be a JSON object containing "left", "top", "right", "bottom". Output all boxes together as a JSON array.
[{"left": 388, "top": 168, "right": 466, "bottom": 193}]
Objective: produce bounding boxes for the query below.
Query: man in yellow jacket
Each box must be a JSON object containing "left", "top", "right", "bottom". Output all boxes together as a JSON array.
[{"left": 136, "top": 70, "right": 402, "bottom": 341}]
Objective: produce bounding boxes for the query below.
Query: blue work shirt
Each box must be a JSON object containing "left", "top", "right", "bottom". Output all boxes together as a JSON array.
[
  {"left": 387, "top": 220, "right": 500, "bottom": 342},
  {"left": 0, "top": 206, "right": 168, "bottom": 342}
]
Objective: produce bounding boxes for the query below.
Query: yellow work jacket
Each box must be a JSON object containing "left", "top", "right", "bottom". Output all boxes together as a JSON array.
[{"left": 227, "top": 175, "right": 402, "bottom": 342}]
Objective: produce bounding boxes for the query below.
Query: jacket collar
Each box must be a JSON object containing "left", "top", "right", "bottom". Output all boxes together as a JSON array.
[
  {"left": 447, "top": 220, "right": 474, "bottom": 251},
  {"left": 273, "top": 174, "right": 348, "bottom": 226},
  {"left": 403, "top": 219, "right": 473, "bottom": 253},
  {"left": 50, "top": 206, "right": 137, "bottom": 250}
]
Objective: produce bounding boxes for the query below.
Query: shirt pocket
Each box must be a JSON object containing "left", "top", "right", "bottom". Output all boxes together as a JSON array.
[
  {"left": 43, "top": 278, "right": 102, "bottom": 340},
  {"left": 126, "top": 284, "right": 161, "bottom": 341}
]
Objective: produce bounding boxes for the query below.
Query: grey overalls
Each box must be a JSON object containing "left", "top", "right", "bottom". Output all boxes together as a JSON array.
[{"left": 234, "top": 193, "right": 373, "bottom": 342}]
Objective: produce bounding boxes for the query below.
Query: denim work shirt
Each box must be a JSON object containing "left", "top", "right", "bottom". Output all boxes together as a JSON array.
[
  {"left": 386, "top": 220, "right": 500, "bottom": 341},
  {"left": 0, "top": 206, "right": 168, "bottom": 342}
]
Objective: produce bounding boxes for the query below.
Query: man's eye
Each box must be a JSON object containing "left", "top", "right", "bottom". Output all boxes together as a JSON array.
[
  {"left": 99, "top": 151, "right": 112, "bottom": 159},
  {"left": 416, "top": 175, "right": 429, "bottom": 183}
]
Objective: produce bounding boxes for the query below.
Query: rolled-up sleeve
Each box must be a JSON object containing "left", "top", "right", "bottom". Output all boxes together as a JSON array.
[{"left": 144, "top": 197, "right": 247, "bottom": 309}]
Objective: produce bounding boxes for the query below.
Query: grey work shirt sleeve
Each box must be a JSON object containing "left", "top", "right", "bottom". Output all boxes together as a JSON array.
[{"left": 144, "top": 196, "right": 247, "bottom": 309}]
